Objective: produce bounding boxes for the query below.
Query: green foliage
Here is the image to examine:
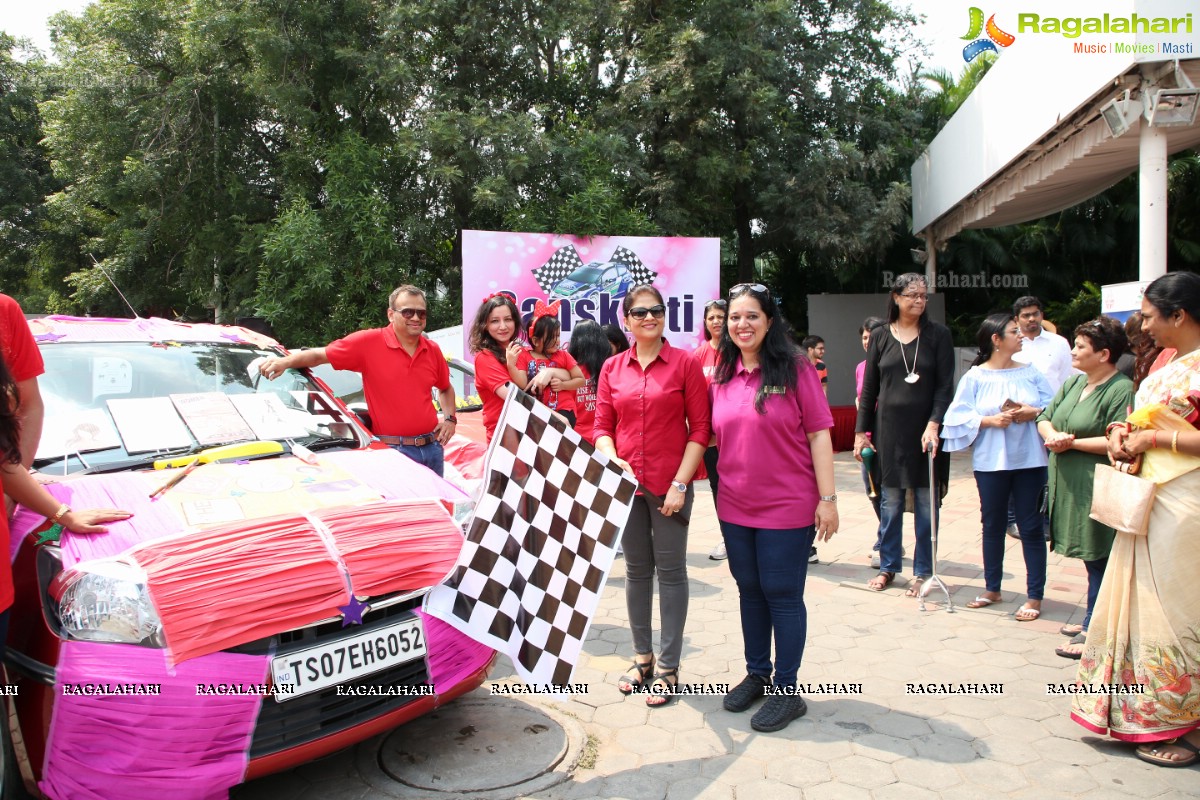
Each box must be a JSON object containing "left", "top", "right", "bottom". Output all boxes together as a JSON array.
[
  {"left": 1045, "top": 281, "right": 1102, "bottom": 338},
  {"left": 7, "top": 0, "right": 1194, "bottom": 347}
]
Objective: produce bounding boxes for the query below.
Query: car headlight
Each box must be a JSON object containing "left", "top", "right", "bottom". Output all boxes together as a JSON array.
[{"left": 47, "top": 558, "right": 164, "bottom": 646}]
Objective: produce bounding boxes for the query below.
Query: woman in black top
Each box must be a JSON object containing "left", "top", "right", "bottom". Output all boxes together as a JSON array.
[{"left": 854, "top": 273, "right": 954, "bottom": 595}]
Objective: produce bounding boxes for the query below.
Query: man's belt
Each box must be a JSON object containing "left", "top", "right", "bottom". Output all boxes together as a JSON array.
[{"left": 377, "top": 432, "right": 438, "bottom": 447}]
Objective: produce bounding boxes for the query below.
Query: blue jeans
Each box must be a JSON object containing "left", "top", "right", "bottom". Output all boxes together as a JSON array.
[
  {"left": 721, "top": 522, "right": 816, "bottom": 688},
  {"left": 1082, "top": 557, "right": 1108, "bottom": 630},
  {"left": 976, "top": 467, "right": 1047, "bottom": 599},
  {"left": 390, "top": 441, "right": 445, "bottom": 477},
  {"left": 879, "top": 487, "right": 934, "bottom": 576}
]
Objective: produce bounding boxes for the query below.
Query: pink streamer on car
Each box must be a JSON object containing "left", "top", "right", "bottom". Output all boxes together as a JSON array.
[{"left": 41, "top": 642, "right": 267, "bottom": 800}]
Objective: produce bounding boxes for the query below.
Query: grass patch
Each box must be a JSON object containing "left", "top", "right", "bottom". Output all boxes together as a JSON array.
[{"left": 576, "top": 733, "right": 599, "bottom": 770}]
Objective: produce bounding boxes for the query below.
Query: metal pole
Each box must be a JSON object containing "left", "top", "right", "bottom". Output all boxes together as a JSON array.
[
  {"left": 1138, "top": 115, "right": 1169, "bottom": 282},
  {"left": 918, "top": 446, "right": 954, "bottom": 612}
]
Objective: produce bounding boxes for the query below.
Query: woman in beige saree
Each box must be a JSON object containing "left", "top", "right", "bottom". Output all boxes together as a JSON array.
[{"left": 1074, "top": 272, "right": 1200, "bottom": 767}]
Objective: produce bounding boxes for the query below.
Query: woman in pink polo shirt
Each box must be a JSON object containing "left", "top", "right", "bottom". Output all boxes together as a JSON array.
[
  {"left": 594, "top": 284, "right": 711, "bottom": 707},
  {"left": 711, "top": 283, "right": 837, "bottom": 733}
]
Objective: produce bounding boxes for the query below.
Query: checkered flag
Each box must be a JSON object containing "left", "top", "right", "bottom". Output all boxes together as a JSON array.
[
  {"left": 424, "top": 389, "right": 637, "bottom": 687},
  {"left": 531, "top": 245, "right": 585, "bottom": 293},
  {"left": 610, "top": 246, "right": 657, "bottom": 285}
]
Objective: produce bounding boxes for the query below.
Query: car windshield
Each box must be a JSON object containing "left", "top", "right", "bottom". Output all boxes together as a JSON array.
[
  {"left": 35, "top": 342, "right": 360, "bottom": 474},
  {"left": 564, "top": 267, "right": 603, "bottom": 283}
]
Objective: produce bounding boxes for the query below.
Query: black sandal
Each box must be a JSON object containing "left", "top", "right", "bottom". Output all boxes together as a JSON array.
[
  {"left": 617, "top": 656, "right": 655, "bottom": 695},
  {"left": 646, "top": 668, "right": 679, "bottom": 707},
  {"left": 868, "top": 571, "right": 895, "bottom": 591}
]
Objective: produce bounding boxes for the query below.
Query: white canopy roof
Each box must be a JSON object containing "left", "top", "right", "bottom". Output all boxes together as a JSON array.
[{"left": 912, "top": 1, "right": 1200, "bottom": 242}]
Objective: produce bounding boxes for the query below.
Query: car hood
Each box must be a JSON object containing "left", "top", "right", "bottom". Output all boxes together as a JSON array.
[{"left": 14, "top": 449, "right": 470, "bottom": 664}]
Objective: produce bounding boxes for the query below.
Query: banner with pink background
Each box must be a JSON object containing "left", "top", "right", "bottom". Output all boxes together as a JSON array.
[{"left": 461, "top": 231, "right": 720, "bottom": 350}]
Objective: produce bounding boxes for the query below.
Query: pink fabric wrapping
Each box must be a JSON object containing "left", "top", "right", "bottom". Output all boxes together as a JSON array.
[
  {"left": 130, "top": 515, "right": 350, "bottom": 665},
  {"left": 9, "top": 474, "right": 185, "bottom": 568},
  {"left": 323, "top": 449, "right": 469, "bottom": 502},
  {"left": 315, "top": 501, "right": 463, "bottom": 596},
  {"left": 417, "top": 609, "right": 494, "bottom": 692},
  {"left": 41, "top": 642, "right": 267, "bottom": 800}
]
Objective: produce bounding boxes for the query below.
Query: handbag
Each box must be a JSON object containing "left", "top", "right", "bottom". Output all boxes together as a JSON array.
[{"left": 1089, "top": 464, "right": 1157, "bottom": 535}]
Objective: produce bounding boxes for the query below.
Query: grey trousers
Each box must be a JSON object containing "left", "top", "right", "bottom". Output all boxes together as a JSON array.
[{"left": 622, "top": 486, "right": 693, "bottom": 669}]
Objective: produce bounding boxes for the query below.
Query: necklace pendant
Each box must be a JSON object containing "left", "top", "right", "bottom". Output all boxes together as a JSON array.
[{"left": 905, "top": 372, "right": 921, "bottom": 384}]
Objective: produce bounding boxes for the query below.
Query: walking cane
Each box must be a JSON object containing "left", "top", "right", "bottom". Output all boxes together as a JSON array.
[{"left": 918, "top": 445, "right": 954, "bottom": 612}]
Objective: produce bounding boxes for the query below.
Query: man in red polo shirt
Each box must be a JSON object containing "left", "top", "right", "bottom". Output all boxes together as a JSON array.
[{"left": 259, "top": 285, "right": 457, "bottom": 476}]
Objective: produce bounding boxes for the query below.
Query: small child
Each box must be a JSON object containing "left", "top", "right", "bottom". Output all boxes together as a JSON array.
[{"left": 512, "top": 300, "right": 585, "bottom": 427}]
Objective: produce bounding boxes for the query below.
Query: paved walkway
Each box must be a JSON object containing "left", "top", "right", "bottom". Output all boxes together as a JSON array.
[{"left": 237, "top": 452, "right": 1199, "bottom": 799}]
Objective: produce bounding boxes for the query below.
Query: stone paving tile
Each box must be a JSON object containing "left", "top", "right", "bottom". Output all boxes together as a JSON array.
[
  {"left": 765, "top": 755, "right": 833, "bottom": 787},
  {"left": 699, "top": 753, "right": 767, "bottom": 785},
  {"left": 734, "top": 779, "right": 802, "bottom": 800},
  {"left": 827, "top": 755, "right": 900, "bottom": 789}
]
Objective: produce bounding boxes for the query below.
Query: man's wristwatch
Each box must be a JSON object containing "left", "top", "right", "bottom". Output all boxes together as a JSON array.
[
  {"left": 670, "top": 480, "right": 687, "bottom": 493},
  {"left": 444, "top": 415, "right": 457, "bottom": 424},
  {"left": 819, "top": 494, "right": 837, "bottom": 503}
]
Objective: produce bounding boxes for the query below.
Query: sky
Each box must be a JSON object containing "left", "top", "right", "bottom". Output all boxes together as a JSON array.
[{"left": 3, "top": 0, "right": 976, "bottom": 80}]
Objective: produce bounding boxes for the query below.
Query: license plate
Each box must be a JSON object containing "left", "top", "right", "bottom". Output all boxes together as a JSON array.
[{"left": 270, "top": 616, "right": 426, "bottom": 701}]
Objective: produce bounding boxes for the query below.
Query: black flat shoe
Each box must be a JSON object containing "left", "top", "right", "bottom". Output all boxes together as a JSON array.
[
  {"left": 751, "top": 693, "right": 807, "bottom": 732},
  {"left": 646, "top": 668, "right": 679, "bottom": 708},
  {"left": 617, "top": 656, "right": 655, "bottom": 695},
  {"left": 723, "top": 674, "right": 770, "bottom": 713}
]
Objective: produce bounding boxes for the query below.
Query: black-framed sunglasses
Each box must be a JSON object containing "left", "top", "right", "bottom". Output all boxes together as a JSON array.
[
  {"left": 704, "top": 299, "right": 728, "bottom": 312},
  {"left": 628, "top": 305, "right": 667, "bottom": 320},
  {"left": 730, "top": 283, "right": 770, "bottom": 298},
  {"left": 393, "top": 307, "right": 427, "bottom": 320}
]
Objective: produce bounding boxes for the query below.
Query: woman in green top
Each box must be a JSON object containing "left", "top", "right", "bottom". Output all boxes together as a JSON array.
[{"left": 1036, "top": 317, "right": 1134, "bottom": 659}]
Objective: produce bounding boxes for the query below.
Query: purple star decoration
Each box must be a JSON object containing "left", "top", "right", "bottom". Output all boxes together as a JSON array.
[{"left": 339, "top": 596, "right": 369, "bottom": 626}]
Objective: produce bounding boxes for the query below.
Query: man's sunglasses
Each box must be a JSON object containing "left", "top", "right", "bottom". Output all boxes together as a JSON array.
[
  {"left": 392, "top": 308, "right": 427, "bottom": 320},
  {"left": 627, "top": 305, "right": 667, "bottom": 320}
]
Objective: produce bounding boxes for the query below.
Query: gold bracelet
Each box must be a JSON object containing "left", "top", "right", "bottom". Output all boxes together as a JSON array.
[
  {"left": 49, "top": 503, "right": 71, "bottom": 525},
  {"left": 1172, "top": 432, "right": 1180, "bottom": 453}
]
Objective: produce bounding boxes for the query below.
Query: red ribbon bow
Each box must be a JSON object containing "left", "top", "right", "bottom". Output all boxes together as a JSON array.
[{"left": 533, "top": 299, "right": 561, "bottom": 321}]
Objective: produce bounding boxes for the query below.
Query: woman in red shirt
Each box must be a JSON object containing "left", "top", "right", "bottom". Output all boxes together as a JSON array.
[
  {"left": 0, "top": 355, "right": 131, "bottom": 646},
  {"left": 469, "top": 293, "right": 524, "bottom": 443},
  {"left": 594, "top": 285, "right": 711, "bottom": 706}
]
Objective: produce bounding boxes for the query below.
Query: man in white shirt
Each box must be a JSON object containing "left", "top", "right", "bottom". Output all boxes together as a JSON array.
[
  {"left": 1008, "top": 295, "right": 1076, "bottom": 540},
  {"left": 1011, "top": 296, "right": 1076, "bottom": 392}
]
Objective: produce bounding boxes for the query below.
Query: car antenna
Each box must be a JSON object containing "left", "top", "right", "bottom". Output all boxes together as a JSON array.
[{"left": 88, "top": 253, "right": 142, "bottom": 318}]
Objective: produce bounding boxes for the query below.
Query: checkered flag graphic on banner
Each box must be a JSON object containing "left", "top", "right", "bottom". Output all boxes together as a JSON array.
[
  {"left": 610, "top": 246, "right": 657, "bottom": 285},
  {"left": 531, "top": 245, "right": 586, "bottom": 293},
  {"left": 424, "top": 389, "right": 637, "bottom": 687}
]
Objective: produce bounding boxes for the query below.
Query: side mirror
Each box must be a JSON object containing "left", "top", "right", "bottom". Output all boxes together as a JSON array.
[{"left": 348, "top": 402, "right": 373, "bottom": 433}]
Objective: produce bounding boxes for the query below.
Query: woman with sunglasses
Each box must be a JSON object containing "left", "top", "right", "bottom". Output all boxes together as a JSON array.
[
  {"left": 695, "top": 298, "right": 728, "bottom": 560},
  {"left": 711, "top": 283, "right": 836, "bottom": 732},
  {"left": 854, "top": 273, "right": 954, "bottom": 595},
  {"left": 595, "top": 285, "right": 711, "bottom": 707}
]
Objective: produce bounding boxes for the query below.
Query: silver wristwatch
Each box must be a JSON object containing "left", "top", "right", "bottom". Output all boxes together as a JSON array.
[
  {"left": 670, "top": 480, "right": 687, "bottom": 493},
  {"left": 819, "top": 493, "right": 837, "bottom": 503}
]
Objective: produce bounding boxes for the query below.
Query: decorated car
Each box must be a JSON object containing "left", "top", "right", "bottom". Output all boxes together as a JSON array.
[{"left": 4, "top": 316, "right": 494, "bottom": 799}]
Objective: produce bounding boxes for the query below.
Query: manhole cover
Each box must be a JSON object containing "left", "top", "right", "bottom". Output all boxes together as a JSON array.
[{"left": 371, "top": 698, "right": 579, "bottom": 797}]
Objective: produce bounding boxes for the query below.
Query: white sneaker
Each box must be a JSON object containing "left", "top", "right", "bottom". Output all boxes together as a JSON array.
[
  {"left": 808, "top": 546, "right": 819, "bottom": 564},
  {"left": 709, "top": 542, "right": 728, "bottom": 561},
  {"left": 870, "top": 551, "right": 881, "bottom": 569}
]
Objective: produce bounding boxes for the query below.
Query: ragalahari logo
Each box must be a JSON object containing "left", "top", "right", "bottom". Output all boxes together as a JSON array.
[{"left": 962, "top": 7, "right": 1016, "bottom": 62}]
